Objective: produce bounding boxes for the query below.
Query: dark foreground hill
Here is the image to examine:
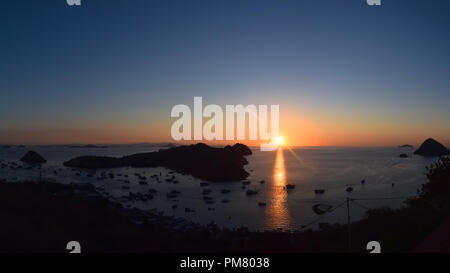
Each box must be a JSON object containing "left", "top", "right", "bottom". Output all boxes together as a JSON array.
[
  {"left": 64, "top": 143, "right": 252, "bottom": 182},
  {"left": 0, "top": 179, "right": 324, "bottom": 253}
]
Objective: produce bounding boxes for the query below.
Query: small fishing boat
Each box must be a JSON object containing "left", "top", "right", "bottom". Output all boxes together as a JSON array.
[
  {"left": 312, "top": 204, "right": 332, "bottom": 215},
  {"left": 202, "top": 189, "right": 212, "bottom": 195},
  {"left": 286, "top": 184, "right": 295, "bottom": 190}
]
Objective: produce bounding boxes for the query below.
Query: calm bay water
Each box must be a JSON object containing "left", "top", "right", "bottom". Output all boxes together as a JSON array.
[{"left": 0, "top": 145, "right": 436, "bottom": 231}]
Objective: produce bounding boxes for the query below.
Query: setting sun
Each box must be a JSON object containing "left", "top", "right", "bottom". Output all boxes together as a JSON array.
[{"left": 275, "top": 136, "right": 284, "bottom": 146}]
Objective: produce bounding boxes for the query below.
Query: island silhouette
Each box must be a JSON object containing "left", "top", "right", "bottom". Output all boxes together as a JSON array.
[
  {"left": 414, "top": 138, "right": 449, "bottom": 157},
  {"left": 64, "top": 143, "right": 252, "bottom": 182}
]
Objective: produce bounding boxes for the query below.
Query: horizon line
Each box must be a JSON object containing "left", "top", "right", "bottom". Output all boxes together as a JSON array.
[{"left": 0, "top": 142, "right": 434, "bottom": 149}]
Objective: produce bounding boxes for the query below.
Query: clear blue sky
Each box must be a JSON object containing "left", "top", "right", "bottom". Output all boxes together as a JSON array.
[{"left": 1, "top": 0, "right": 449, "bottom": 145}]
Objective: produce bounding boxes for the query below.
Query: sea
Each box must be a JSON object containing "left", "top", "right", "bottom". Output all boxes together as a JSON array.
[{"left": 0, "top": 145, "right": 437, "bottom": 231}]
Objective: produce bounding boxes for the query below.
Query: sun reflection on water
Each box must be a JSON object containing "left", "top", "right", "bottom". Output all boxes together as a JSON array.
[{"left": 266, "top": 148, "right": 292, "bottom": 230}]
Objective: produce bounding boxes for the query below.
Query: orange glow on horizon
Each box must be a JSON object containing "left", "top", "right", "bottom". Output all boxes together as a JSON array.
[{"left": 1, "top": 107, "right": 449, "bottom": 147}]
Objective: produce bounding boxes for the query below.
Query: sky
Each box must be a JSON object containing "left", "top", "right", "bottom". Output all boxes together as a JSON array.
[{"left": 0, "top": 0, "right": 449, "bottom": 146}]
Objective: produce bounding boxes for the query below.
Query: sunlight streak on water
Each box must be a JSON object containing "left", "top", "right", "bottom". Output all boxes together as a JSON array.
[{"left": 266, "top": 148, "right": 292, "bottom": 230}]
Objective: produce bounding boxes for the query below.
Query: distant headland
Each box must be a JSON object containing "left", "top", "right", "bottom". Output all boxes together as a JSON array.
[
  {"left": 69, "top": 144, "right": 109, "bottom": 148},
  {"left": 414, "top": 138, "right": 450, "bottom": 157},
  {"left": 399, "top": 144, "right": 413, "bottom": 148}
]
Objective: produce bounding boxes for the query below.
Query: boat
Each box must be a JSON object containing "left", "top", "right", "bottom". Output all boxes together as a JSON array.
[
  {"left": 202, "top": 189, "right": 212, "bottom": 195},
  {"left": 286, "top": 184, "right": 295, "bottom": 190},
  {"left": 312, "top": 204, "right": 332, "bottom": 215},
  {"left": 314, "top": 189, "right": 325, "bottom": 194},
  {"left": 203, "top": 196, "right": 213, "bottom": 201}
]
